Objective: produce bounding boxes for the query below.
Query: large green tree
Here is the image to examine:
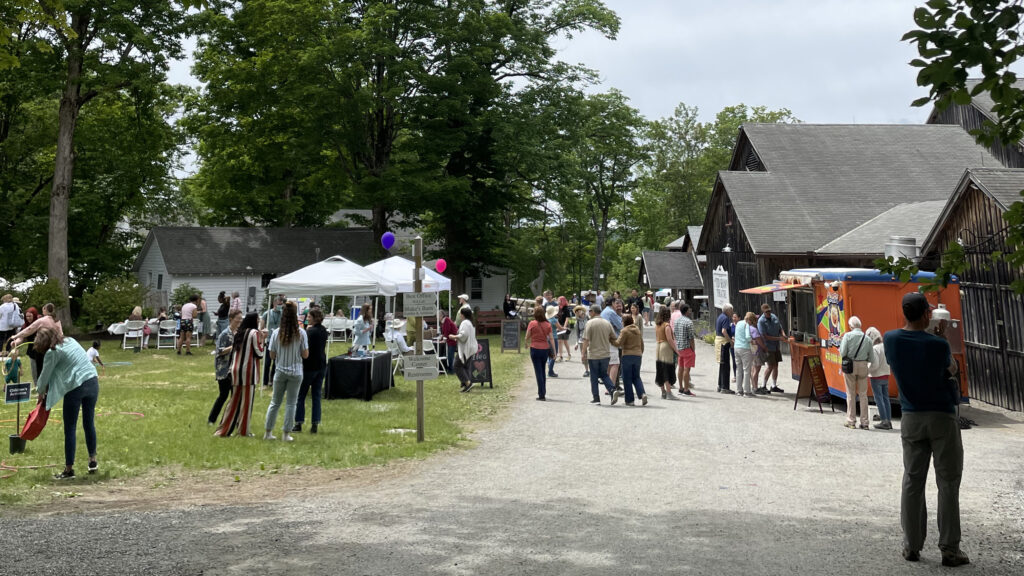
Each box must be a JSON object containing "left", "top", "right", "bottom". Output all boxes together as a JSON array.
[
  {"left": 22, "top": 1, "right": 188, "bottom": 324},
  {"left": 886, "top": 0, "right": 1024, "bottom": 288}
]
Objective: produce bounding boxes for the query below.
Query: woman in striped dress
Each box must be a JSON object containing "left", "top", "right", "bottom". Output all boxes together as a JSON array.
[{"left": 214, "top": 312, "right": 264, "bottom": 437}]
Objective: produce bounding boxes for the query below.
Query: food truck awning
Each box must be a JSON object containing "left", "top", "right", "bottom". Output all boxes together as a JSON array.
[{"left": 739, "top": 281, "right": 807, "bottom": 294}]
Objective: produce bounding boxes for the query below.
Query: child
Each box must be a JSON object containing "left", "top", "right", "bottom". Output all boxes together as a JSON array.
[{"left": 87, "top": 340, "right": 105, "bottom": 368}]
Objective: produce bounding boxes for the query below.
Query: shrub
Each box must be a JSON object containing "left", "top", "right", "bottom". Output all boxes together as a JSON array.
[
  {"left": 170, "top": 283, "right": 200, "bottom": 308},
  {"left": 26, "top": 279, "right": 67, "bottom": 311},
  {"left": 80, "top": 277, "right": 148, "bottom": 329},
  {"left": 703, "top": 333, "right": 716, "bottom": 345}
]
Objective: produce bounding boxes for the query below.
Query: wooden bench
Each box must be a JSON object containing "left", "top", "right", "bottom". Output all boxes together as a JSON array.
[{"left": 476, "top": 310, "right": 505, "bottom": 334}]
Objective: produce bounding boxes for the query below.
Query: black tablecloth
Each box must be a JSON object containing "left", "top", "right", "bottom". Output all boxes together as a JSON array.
[{"left": 326, "top": 352, "right": 393, "bottom": 401}]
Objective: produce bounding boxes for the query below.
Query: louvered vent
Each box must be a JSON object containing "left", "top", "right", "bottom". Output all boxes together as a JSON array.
[{"left": 744, "top": 148, "right": 763, "bottom": 171}]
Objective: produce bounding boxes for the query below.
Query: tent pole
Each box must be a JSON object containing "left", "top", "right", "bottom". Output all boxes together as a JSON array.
[{"left": 328, "top": 295, "right": 336, "bottom": 358}]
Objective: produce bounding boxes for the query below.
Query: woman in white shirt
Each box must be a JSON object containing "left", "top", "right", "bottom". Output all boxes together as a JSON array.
[
  {"left": 448, "top": 308, "right": 478, "bottom": 393},
  {"left": 866, "top": 327, "right": 893, "bottom": 430},
  {"left": 264, "top": 302, "right": 308, "bottom": 442}
]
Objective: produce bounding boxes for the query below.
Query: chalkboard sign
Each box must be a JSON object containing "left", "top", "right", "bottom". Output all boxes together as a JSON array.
[
  {"left": 501, "top": 320, "right": 520, "bottom": 353},
  {"left": 793, "top": 355, "right": 833, "bottom": 413},
  {"left": 470, "top": 339, "right": 493, "bottom": 388}
]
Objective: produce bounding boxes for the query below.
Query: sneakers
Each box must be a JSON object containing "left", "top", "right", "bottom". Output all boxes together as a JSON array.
[
  {"left": 582, "top": 371, "right": 590, "bottom": 377},
  {"left": 547, "top": 371, "right": 558, "bottom": 378},
  {"left": 311, "top": 423, "right": 318, "bottom": 434},
  {"left": 625, "top": 402, "right": 635, "bottom": 406},
  {"left": 463, "top": 382, "right": 475, "bottom": 393},
  {"left": 681, "top": 389, "right": 694, "bottom": 396},
  {"left": 292, "top": 423, "right": 302, "bottom": 433},
  {"left": 719, "top": 388, "right": 736, "bottom": 395},
  {"left": 536, "top": 397, "right": 546, "bottom": 401},
  {"left": 641, "top": 394, "right": 648, "bottom": 406},
  {"left": 941, "top": 549, "right": 970, "bottom": 567},
  {"left": 661, "top": 390, "right": 667, "bottom": 400},
  {"left": 844, "top": 422, "right": 857, "bottom": 429},
  {"left": 770, "top": 385, "right": 785, "bottom": 393},
  {"left": 744, "top": 392, "right": 756, "bottom": 398},
  {"left": 755, "top": 387, "right": 769, "bottom": 395},
  {"left": 88, "top": 460, "right": 98, "bottom": 474},
  {"left": 282, "top": 434, "right": 295, "bottom": 442},
  {"left": 859, "top": 423, "right": 870, "bottom": 430},
  {"left": 590, "top": 396, "right": 600, "bottom": 404},
  {"left": 263, "top": 431, "right": 277, "bottom": 440},
  {"left": 874, "top": 421, "right": 893, "bottom": 430},
  {"left": 610, "top": 389, "right": 621, "bottom": 405},
  {"left": 54, "top": 469, "right": 75, "bottom": 480},
  {"left": 902, "top": 548, "right": 920, "bottom": 562}
]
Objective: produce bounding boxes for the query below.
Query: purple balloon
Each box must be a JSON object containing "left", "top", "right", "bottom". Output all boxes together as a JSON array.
[{"left": 381, "top": 231, "right": 395, "bottom": 251}]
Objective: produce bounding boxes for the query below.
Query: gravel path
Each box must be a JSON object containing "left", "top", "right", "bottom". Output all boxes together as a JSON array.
[{"left": 2, "top": 329, "right": 1023, "bottom": 576}]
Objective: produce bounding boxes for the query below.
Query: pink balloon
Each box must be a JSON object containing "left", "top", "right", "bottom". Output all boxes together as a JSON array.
[{"left": 435, "top": 259, "right": 447, "bottom": 274}]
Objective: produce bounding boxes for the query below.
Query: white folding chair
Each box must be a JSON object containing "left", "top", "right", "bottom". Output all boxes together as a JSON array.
[
  {"left": 122, "top": 320, "right": 146, "bottom": 350},
  {"left": 157, "top": 320, "right": 178, "bottom": 349},
  {"left": 421, "top": 338, "right": 447, "bottom": 376},
  {"left": 385, "top": 339, "right": 405, "bottom": 375}
]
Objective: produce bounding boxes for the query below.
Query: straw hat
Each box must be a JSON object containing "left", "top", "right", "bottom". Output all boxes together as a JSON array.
[
  {"left": 645, "top": 290, "right": 653, "bottom": 295},
  {"left": 545, "top": 305, "right": 558, "bottom": 319},
  {"left": 573, "top": 305, "right": 586, "bottom": 314},
  {"left": 11, "top": 297, "right": 21, "bottom": 304},
  {"left": 390, "top": 318, "right": 407, "bottom": 330}
]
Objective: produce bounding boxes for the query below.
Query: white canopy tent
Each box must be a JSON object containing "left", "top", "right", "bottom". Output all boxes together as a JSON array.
[
  {"left": 364, "top": 256, "right": 451, "bottom": 293},
  {"left": 365, "top": 255, "right": 453, "bottom": 322},
  {"left": 267, "top": 255, "right": 398, "bottom": 297},
  {"left": 267, "top": 255, "right": 399, "bottom": 353}
]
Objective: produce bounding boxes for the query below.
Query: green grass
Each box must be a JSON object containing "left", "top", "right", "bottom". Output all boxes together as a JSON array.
[{"left": 0, "top": 336, "right": 522, "bottom": 506}]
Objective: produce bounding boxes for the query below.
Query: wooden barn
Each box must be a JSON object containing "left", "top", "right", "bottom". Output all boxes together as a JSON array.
[
  {"left": 921, "top": 168, "right": 1024, "bottom": 411},
  {"left": 696, "top": 123, "right": 999, "bottom": 330},
  {"left": 928, "top": 79, "right": 1024, "bottom": 168}
]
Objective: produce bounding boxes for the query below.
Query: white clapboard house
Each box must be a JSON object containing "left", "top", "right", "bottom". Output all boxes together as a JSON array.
[{"left": 132, "top": 226, "right": 378, "bottom": 312}]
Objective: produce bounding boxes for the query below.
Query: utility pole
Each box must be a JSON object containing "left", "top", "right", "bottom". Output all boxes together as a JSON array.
[{"left": 414, "top": 236, "right": 425, "bottom": 442}]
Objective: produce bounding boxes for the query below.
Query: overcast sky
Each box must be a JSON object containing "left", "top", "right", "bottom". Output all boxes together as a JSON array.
[{"left": 167, "top": 0, "right": 936, "bottom": 137}]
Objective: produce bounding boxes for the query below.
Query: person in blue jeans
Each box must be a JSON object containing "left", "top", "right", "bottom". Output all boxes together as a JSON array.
[
  {"left": 265, "top": 302, "right": 309, "bottom": 442},
  {"left": 294, "top": 308, "right": 327, "bottom": 433},
  {"left": 32, "top": 326, "right": 100, "bottom": 479},
  {"left": 580, "top": 305, "right": 620, "bottom": 405},
  {"left": 545, "top": 305, "right": 560, "bottom": 378},
  {"left": 526, "top": 307, "right": 555, "bottom": 400},
  {"left": 612, "top": 314, "right": 647, "bottom": 405}
]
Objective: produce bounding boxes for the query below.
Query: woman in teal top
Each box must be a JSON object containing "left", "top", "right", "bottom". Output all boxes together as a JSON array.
[
  {"left": 34, "top": 326, "right": 99, "bottom": 479},
  {"left": 352, "top": 302, "right": 374, "bottom": 352}
]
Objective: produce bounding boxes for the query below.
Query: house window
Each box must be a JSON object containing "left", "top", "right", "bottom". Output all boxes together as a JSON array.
[
  {"left": 157, "top": 274, "right": 163, "bottom": 290},
  {"left": 148, "top": 272, "right": 153, "bottom": 287},
  {"left": 261, "top": 273, "right": 276, "bottom": 288},
  {"left": 470, "top": 277, "right": 483, "bottom": 300}
]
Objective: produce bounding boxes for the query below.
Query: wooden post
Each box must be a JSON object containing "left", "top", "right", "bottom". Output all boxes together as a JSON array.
[{"left": 414, "top": 236, "right": 425, "bottom": 442}]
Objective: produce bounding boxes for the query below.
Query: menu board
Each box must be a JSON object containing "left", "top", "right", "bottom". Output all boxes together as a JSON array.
[
  {"left": 470, "top": 339, "right": 493, "bottom": 388},
  {"left": 501, "top": 320, "right": 520, "bottom": 353},
  {"left": 793, "top": 355, "right": 833, "bottom": 413}
]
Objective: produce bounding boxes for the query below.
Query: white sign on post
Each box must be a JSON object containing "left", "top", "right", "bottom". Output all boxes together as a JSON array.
[
  {"left": 404, "top": 292, "right": 437, "bottom": 317},
  {"left": 773, "top": 289, "right": 787, "bottom": 302},
  {"left": 403, "top": 354, "right": 438, "bottom": 381},
  {"left": 712, "top": 266, "right": 729, "bottom": 310}
]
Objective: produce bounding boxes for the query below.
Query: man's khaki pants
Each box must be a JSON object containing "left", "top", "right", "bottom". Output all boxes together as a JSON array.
[{"left": 901, "top": 411, "right": 963, "bottom": 553}]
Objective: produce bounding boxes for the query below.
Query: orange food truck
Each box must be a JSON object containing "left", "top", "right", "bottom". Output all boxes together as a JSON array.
[{"left": 742, "top": 268, "right": 968, "bottom": 406}]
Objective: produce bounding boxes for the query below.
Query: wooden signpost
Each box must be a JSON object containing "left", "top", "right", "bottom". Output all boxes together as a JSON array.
[
  {"left": 793, "top": 355, "right": 834, "bottom": 413},
  {"left": 500, "top": 320, "right": 520, "bottom": 353}
]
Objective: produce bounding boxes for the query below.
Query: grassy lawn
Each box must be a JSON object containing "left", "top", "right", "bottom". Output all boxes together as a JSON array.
[{"left": 0, "top": 335, "right": 523, "bottom": 506}]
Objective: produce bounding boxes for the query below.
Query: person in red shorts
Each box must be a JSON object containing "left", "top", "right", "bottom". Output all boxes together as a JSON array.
[{"left": 671, "top": 303, "right": 696, "bottom": 396}]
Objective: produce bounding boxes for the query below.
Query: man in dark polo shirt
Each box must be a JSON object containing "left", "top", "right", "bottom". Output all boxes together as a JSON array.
[{"left": 884, "top": 292, "right": 968, "bottom": 567}]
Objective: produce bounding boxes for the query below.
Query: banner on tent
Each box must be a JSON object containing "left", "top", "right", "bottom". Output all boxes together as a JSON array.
[{"left": 404, "top": 292, "right": 437, "bottom": 317}]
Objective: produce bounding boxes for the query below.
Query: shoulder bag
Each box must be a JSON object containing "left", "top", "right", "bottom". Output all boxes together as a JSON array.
[{"left": 841, "top": 334, "right": 866, "bottom": 374}]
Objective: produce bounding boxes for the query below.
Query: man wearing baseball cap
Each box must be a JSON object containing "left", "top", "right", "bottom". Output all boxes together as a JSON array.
[
  {"left": 457, "top": 294, "right": 471, "bottom": 314},
  {"left": 883, "top": 292, "right": 968, "bottom": 567}
]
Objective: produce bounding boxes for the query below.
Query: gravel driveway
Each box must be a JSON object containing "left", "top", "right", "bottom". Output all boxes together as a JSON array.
[{"left": 2, "top": 330, "right": 1022, "bottom": 576}]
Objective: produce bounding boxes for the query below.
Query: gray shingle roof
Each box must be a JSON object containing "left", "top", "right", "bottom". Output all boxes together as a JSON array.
[
  {"left": 640, "top": 251, "right": 704, "bottom": 290},
  {"left": 816, "top": 201, "right": 947, "bottom": 255},
  {"left": 714, "top": 124, "right": 999, "bottom": 254},
  {"left": 685, "top": 226, "right": 702, "bottom": 249},
  {"left": 922, "top": 167, "right": 1024, "bottom": 254},
  {"left": 134, "top": 227, "right": 379, "bottom": 275},
  {"left": 665, "top": 235, "right": 686, "bottom": 250},
  {"left": 968, "top": 167, "right": 1024, "bottom": 209}
]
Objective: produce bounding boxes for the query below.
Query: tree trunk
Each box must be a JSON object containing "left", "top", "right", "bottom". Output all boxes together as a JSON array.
[
  {"left": 48, "top": 14, "right": 88, "bottom": 328},
  {"left": 372, "top": 204, "right": 388, "bottom": 256},
  {"left": 591, "top": 210, "right": 608, "bottom": 293}
]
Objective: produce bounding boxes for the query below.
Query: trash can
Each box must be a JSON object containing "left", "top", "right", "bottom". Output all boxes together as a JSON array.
[{"left": 9, "top": 434, "right": 26, "bottom": 454}]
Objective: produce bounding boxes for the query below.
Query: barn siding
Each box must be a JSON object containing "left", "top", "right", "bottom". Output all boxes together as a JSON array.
[
  {"left": 931, "top": 105, "right": 1024, "bottom": 168},
  {"left": 927, "top": 185, "right": 1024, "bottom": 411}
]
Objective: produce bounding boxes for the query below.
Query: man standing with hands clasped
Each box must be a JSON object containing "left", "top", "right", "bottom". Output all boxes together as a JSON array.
[{"left": 884, "top": 292, "right": 969, "bottom": 567}]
